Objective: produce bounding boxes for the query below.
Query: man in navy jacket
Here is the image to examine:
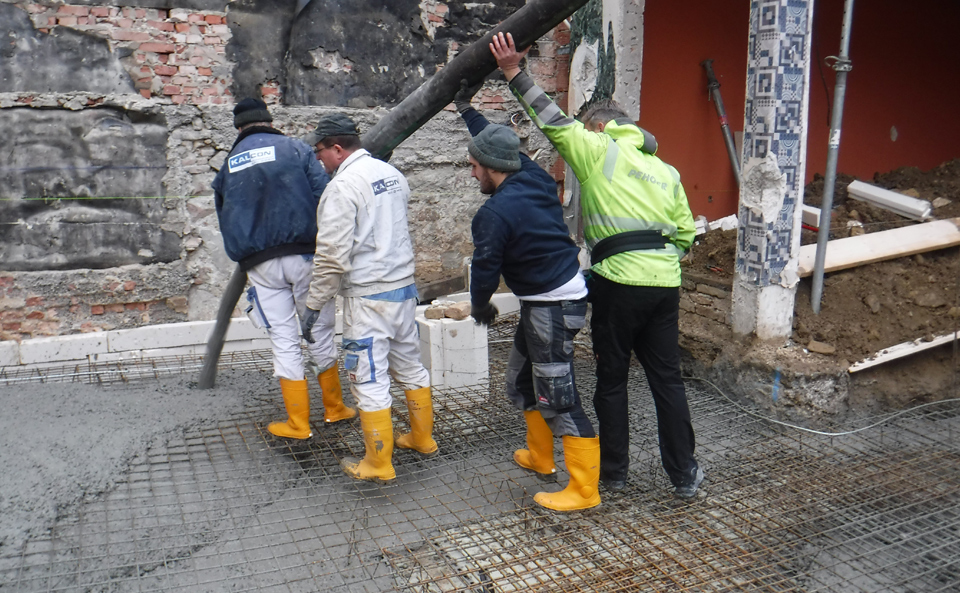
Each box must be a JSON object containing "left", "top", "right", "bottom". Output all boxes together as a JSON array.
[
  {"left": 457, "top": 90, "right": 600, "bottom": 512},
  {"left": 213, "top": 98, "right": 356, "bottom": 441}
]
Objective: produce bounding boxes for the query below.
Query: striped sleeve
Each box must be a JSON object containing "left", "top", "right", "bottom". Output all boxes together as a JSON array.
[{"left": 508, "top": 72, "right": 608, "bottom": 183}]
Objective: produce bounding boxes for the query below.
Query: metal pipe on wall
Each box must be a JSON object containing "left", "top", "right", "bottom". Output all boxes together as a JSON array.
[{"left": 811, "top": 0, "right": 855, "bottom": 314}]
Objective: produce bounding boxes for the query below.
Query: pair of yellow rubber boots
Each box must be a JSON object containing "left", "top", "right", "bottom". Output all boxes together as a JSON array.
[
  {"left": 339, "top": 386, "right": 438, "bottom": 483},
  {"left": 515, "top": 410, "right": 601, "bottom": 512},
  {"left": 267, "top": 366, "right": 357, "bottom": 439}
]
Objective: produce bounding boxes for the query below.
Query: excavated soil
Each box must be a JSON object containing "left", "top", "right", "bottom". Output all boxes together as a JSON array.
[
  {"left": 683, "top": 160, "right": 960, "bottom": 414},
  {"left": 687, "top": 158, "right": 960, "bottom": 362}
]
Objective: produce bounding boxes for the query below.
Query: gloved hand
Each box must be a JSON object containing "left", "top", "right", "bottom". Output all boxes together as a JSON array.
[
  {"left": 300, "top": 306, "right": 321, "bottom": 343},
  {"left": 454, "top": 78, "right": 483, "bottom": 113},
  {"left": 471, "top": 301, "right": 498, "bottom": 326}
]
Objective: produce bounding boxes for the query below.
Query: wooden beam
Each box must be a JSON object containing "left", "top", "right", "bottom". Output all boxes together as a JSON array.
[
  {"left": 847, "top": 180, "right": 932, "bottom": 221},
  {"left": 848, "top": 332, "right": 959, "bottom": 373},
  {"left": 797, "top": 217, "right": 960, "bottom": 277}
]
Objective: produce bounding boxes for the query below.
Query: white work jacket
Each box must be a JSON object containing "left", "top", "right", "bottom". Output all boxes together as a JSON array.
[{"left": 307, "top": 149, "right": 416, "bottom": 310}]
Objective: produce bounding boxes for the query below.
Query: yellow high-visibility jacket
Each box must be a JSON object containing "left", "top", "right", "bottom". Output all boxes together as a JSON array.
[{"left": 510, "top": 71, "right": 695, "bottom": 287}]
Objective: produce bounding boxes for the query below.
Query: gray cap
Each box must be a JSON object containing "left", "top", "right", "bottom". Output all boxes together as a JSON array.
[
  {"left": 302, "top": 113, "right": 360, "bottom": 146},
  {"left": 468, "top": 124, "right": 521, "bottom": 172}
]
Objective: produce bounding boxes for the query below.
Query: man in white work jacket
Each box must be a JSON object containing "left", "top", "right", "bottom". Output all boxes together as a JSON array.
[{"left": 301, "top": 114, "right": 437, "bottom": 483}]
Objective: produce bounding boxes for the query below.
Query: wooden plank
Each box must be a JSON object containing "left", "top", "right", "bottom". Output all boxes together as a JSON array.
[
  {"left": 797, "top": 217, "right": 960, "bottom": 277},
  {"left": 848, "top": 332, "right": 959, "bottom": 373},
  {"left": 847, "top": 180, "right": 932, "bottom": 221}
]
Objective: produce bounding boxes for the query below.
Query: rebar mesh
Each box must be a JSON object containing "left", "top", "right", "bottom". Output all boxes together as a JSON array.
[{"left": 1, "top": 315, "right": 958, "bottom": 592}]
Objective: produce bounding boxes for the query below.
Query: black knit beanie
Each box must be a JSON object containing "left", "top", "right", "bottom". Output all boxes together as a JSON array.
[
  {"left": 233, "top": 98, "right": 273, "bottom": 128},
  {"left": 468, "top": 124, "right": 521, "bottom": 172}
]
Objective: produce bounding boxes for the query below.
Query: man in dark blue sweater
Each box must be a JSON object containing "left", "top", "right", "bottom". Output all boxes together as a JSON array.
[{"left": 457, "top": 90, "right": 600, "bottom": 512}]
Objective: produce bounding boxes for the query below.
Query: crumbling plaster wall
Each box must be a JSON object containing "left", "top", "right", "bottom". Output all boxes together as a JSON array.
[{"left": 0, "top": 0, "right": 571, "bottom": 340}]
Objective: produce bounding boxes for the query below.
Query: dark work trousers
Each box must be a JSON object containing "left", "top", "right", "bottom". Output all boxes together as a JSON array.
[
  {"left": 505, "top": 298, "right": 596, "bottom": 438},
  {"left": 590, "top": 274, "right": 697, "bottom": 487}
]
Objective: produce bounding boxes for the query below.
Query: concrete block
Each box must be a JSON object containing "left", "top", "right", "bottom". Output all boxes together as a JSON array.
[
  {"left": 109, "top": 320, "right": 212, "bottom": 352},
  {"left": 88, "top": 350, "right": 145, "bottom": 363},
  {"left": 0, "top": 341, "right": 19, "bottom": 367},
  {"left": 441, "top": 318, "right": 485, "bottom": 350},
  {"left": 444, "top": 347, "right": 488, "bottom": 373},
  {"left": 442, "top": 370, "right": 489, "bottom": 389},
  {"left": 19, "top": 332, "right": 109, "bottom": 365},
  {"left": 490, "top": 293, "right": 521, "bottom": 315},
  {"left": 223, "top": 317, "right": 269, "bottom": 341}
]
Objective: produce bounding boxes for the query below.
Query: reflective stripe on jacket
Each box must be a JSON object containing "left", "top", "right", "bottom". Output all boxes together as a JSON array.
[{"left": 510, "top": 72, "right": 695, "bottom": 287}]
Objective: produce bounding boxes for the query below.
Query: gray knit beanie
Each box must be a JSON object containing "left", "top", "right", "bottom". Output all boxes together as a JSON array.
[
  {"left": 468, "top": 124, "right": 521, "bottom": 172},
  {"left": 233, "top": 98, "right": 273, "bottom": 128}
]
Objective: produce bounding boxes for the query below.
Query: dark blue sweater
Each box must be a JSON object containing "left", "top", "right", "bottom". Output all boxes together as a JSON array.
[
  {"left": 212, "top": 127, "right": 330, "bottom": 270},
  {"left": 463, "top": 109, "right": 582, "bottom": 307}
]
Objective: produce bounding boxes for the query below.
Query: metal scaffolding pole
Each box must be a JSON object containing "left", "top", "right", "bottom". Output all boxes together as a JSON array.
[{"left": 811, "top": 0, "right": 856, "bottom": 313}]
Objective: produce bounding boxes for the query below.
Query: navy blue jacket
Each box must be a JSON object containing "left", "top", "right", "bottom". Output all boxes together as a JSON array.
[
  {"left": 463, "top": 109, "right": 582, "bottom": 307},
  {"left": 212, "top": 127, "right": 330, "bottom": 270}
]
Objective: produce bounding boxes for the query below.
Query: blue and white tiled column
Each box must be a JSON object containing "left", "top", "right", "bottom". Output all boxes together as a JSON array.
[{"left": 732, "top": 0, "right": 815, "bottom": 341}]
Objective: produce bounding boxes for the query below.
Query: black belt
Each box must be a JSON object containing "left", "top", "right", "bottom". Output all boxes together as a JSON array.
[{"left": 590, "top": 230, "right": 668, "bottom": 266}]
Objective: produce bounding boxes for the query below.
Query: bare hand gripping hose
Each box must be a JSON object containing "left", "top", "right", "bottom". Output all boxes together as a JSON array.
[{"left": 198, "top": 0, "right": 590, "bottom": 388}]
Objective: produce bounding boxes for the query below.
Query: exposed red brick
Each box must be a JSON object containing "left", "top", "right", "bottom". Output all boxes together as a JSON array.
[
  {"left": 162, "top": 84, "right": 181, "bottom": 95},
  {"left": 25, "top": 296, "right": 43, "bottom": 307},
  {"left": 261, "top": 86, "right": 279, "bottom": 96},
  {"left": 188, "top": 13, "right": 204, "bottom": 22},
  {"left": 139, "top": 42, "right": 176, "bottom": 54},
  {"left": 158, "top": 54, "right": 169, "bottom": 63},
  {"left": 90, "top": 7, "right": 110, "bottom": 17},
  {"left": 139, "top": 89, "right": 152, "bottom": 99},
  {"left": 204, "top": 15, "right": 222, "bottom": 24},
  {"left": 79, "top": 323, "right": 101, "bottom": 333},
  {"left": 203, "top": 36, "right": 221, "bottom": 45},
  {"left": 198, "top": 67, "right": 212, "bottom": 76},
  {"left": 175, "top": 23, "right": 191, "bottom": 32},
  {"left": 105, "top": 304, "right": 125, "bottom": 314},
  {"left": 125, "top": 302, "right": 147, "bottom": 311},
  {"left": 148, "top": 20, "right": 175, "bottom": 31},
  {"left": 155, "top": 64, "right": 177, "bottom": 76},
  {"left": 91, "top": 305, "right": 105, "bottom": 315},
  {"left": 427, "top": 14, "right": 443, "bottom": 23},
  {"left": 57, "top": 16, "right": 78, "bottom": 26},
  {"left": 135, "top": 9, "right": 146, "bottom": 18},
  {"left": 113, "top": 30, "right": 151, "bottom": 42},
  {"left": 117, "top": 18, "right": 133, "bottom": 28},
  {"left": 182, "top": 86, "right": 198, "bottom": 95},
  {"left": 123, "top": 281, "right": 136, "bottom": 291},
  {"left": 202, "top": 87, "right": 218, "bottom": 95},
  {"left": 57, "top": 5, "right": 89, "bottom": 16},
  {"left": 105, "top": 281, "right": 121, "bottom": 291},
  {"left": 2, "top": 322, "right": 21, "bottom": 331},
  {"left": 26, "top": 311, "right": 44, "bottom": 320},
  {"left": 0, "top": 276, "right": 14, "bottom": 287},
  {"left": 172, "top": 95, "right": 186, "bottom": 104},
  {"left": 38, "top": 28, "right": 48, "bottom": 33}
]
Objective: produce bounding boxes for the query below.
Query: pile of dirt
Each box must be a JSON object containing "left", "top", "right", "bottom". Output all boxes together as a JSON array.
[{"left": 686, "top": 159, "right": 960, "bottom": 363}]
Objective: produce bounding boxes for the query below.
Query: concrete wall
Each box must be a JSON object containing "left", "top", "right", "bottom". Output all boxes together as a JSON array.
[{"left": 0, "top": 0, "right": 571, "bottom": 340}]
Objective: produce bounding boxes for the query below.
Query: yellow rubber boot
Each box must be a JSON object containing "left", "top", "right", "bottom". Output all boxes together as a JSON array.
[
  {"left": 268, "top": 378, "right": 313, "bottom": 439},
  {"left": 534, "top": 436, "right": 601, "bottom": 511},
  {"left": 514, "top": 410, "right": 557, "bottom": 480},
  {"left": 317, "top": 367, "right": 356, "bottom": 423},
  {"left": 340, "top": 408, "right": 396, "bottom": 483},
  {"left": 395, "top": 387, "right": 438, "bottom": 457}
]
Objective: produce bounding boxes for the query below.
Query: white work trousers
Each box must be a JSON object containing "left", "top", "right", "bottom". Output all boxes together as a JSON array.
[
  {"left": 341, "top": 296, "right": 430, "bottom": 412},
  {"left": 246, "top": 254, "right": 337, "bottom": 381}
]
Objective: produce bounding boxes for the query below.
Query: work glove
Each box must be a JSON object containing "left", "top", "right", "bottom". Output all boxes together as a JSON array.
[
  {"left": 471, "top": 301, "right": 498, "bottom": 327},
  {"left": 300, "top": 306, "right": 321, "bottom": 344},
  {"left": 454, "top": 78, "right": 483, "bottom": 114}
]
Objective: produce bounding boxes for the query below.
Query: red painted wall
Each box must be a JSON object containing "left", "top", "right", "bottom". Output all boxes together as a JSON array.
[{"left": 638, "top": 0, "right": 960, "bottom": 220}]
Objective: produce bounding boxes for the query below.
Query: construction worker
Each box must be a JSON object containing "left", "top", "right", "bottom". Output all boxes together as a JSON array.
[
  {"left": 301, "top": 113, "right": 436, "bottom": 483},
  {"left": 491, "top": 33, "right": 704, "bottom": 498},
  {"left": 454, "top": 83, "right": 600, "bottom": 512},
  {"left": 213, "top": 98, "right": 356, "bottom": 441}
]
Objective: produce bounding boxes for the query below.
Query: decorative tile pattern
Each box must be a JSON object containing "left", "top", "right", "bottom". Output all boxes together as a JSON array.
[{"left": 738, "top": 0, "right": 813, "bottom": 286}]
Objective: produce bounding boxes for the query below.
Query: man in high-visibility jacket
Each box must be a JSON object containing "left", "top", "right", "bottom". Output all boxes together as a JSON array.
[{"left": 491, "top": 32, "right": 704, "bottom": 498}]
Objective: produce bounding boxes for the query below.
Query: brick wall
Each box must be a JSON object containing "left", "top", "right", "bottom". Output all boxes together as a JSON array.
[
  {"left": 20, "top": 3, "right": 232, "bottom": 106},
  {"left": 680, "top": 271, "right": 732, "bottom": 326}
]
